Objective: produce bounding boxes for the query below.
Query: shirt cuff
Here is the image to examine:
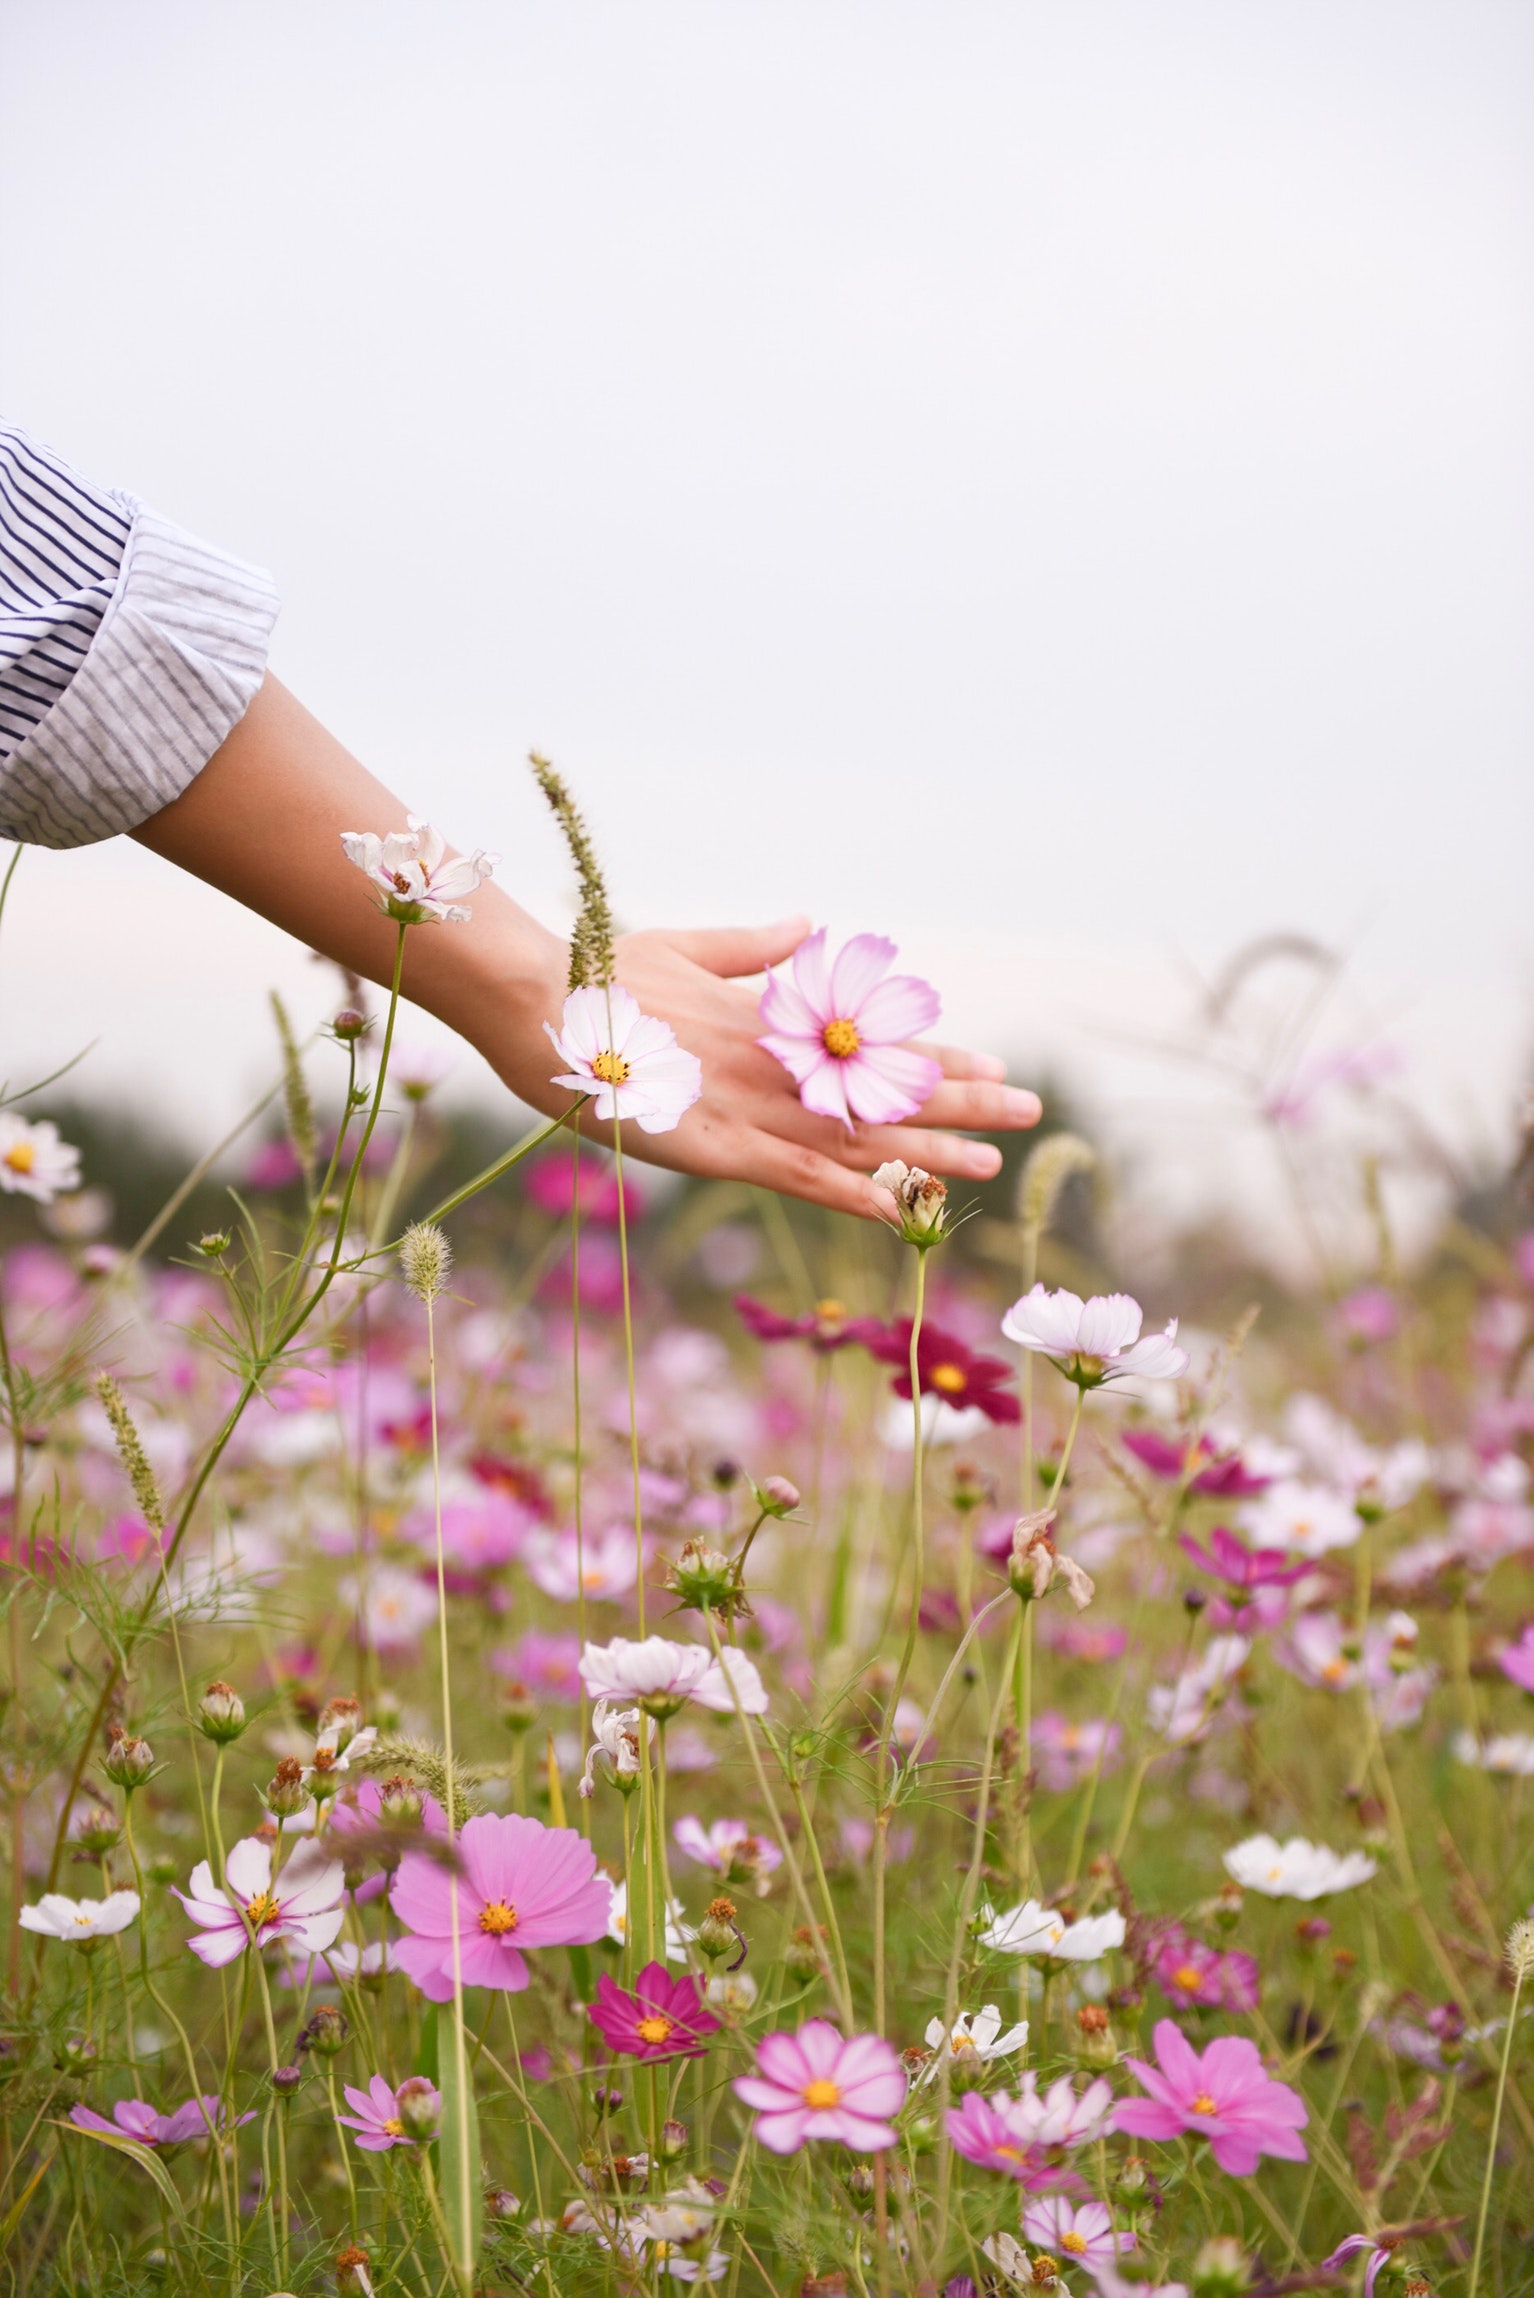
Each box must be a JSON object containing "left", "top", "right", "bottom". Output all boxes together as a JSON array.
[{"left": 0, "top": 498, "right": 279, "bottom": 849}]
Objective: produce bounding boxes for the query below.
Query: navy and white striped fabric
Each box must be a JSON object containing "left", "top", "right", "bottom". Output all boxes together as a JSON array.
[{"left": 0, "top": 424, "right": 279, "bottom": 848}]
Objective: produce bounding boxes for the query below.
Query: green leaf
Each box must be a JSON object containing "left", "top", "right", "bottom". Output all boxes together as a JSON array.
[
  {"left": 436, "top": 2000, "right": 482, "bottom": 2276},
  {"left": 54, "top": 2120, "right": 181, "bottom": 2212}
]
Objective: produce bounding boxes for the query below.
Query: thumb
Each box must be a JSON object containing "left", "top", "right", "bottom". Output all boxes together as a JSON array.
[{"left": 665, "top": 916, "right": 812, "bottom": 979}]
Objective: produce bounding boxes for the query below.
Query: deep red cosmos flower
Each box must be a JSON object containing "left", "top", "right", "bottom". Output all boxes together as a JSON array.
[
  {"left": 734, "top": 1295, "right": 882, "bottom": 1352},
  {"left": 861, "top": 1320, "right": 1020, "bottom": 1425}
]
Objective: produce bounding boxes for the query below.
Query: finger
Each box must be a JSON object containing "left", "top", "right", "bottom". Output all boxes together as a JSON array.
[
  {"left": 767, "top": 1103, "right": 1005, "bottom": 1182},
  {"left": 915, "top": 1078, "right": 1043, "bottom": 1132},
  {"left": 714, "top": 1124, "right": 895, "bottom": 1220},
  {"left": 662, "top": 917, "right": 813, "bottom": 979},
  {"left": 911, "top": 1038, "right": 1015, "bottom": 1085}
]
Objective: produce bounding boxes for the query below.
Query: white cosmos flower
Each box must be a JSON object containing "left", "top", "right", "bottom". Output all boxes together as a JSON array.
[
  {"left": 340, "top": 816, "right": 498, "bottom": 924},
  {"left": 1222, "top": 1833, "right": 1377, "bottom": 1900},
  {"left": 605, "top": 1880, "right": 694, "bottom": 1962},
  {"left": 19, "top": 1890, "right": 140, "bottom": 1942},
  {"left": 1453, "top": 1729, "right": 1534, "bottom": 1777},
  {"left": 579, "top": 1697, "right": 651, "bottom": 1797},
  {"left": 0, "top": 1115, "right": 82, "bottom": 1205},
  {"left": 545, "top": 985, "right": 702, "bottom": 1135},
  {"left": 1001, "top": 1286, "right": 1188, "bottom": 1389},
  {"left": 691, "top": 1646, "right": 769, "bottom": 1717},
  {"left": 978, "top": 1899, "right": 1126, "bottom": 1961},
  {"left": 1241, "top": 1479, "right": 1361, "bottom": 1559},
  {"left": 918, "top": 2004, "right": 1028, "bottom": 2083}
]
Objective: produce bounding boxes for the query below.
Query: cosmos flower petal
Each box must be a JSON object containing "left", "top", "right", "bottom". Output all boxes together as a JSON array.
[{"left": 853, "top": 972, "right": 943, "bottom": 1045}]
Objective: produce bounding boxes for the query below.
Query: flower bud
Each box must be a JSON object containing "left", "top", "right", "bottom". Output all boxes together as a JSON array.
[
  {"left": 70, "top": 1801, "right": 122, "bottom": 1856},
  {"left": 1007, "top": 1511, "right": 1058, "bottom": 1603},
  {"left": 297, "top": 2006, "right": 349, "bottom": 2059},
  {"left": 1192, "top": 2238, "right": 1250, "bottom": 2298},
  {"left": 197, "top": 1681, "right": 248, "bottom": 1744},
  {"left": 1115, "top": 2153, "right": 1150, "bottom": 2197},
  {"left": 332, "top": 1008, "right": 368, "bottom": 1041},
  {"left": 871, "top": 1160, "right": 949, "bottom": 1246},
  {"left": 306, "top": 1748, "right": 344, "bottom": 1804},
  {"left": 195, "top": 1231, "right": 231, "bottom": 1259},
  {"left": 784, "top": 1925, "right": 826, "bottom": 1981},
  {"left": 376, "top": 1774, "right": 424, "bottom": 1827},
  {"left": 316, "top": 1696, "right": 364, "bottom": 1754},
  {"left": 757, "top": 1476, "right": 801, "bottom": 1517},
  {"left": 1294, "top": 1915, "right": 1332, "bottom": 1948},
  {"left": 102, "top": 1728, "right": 155, "bottom": 1789},
  {"left": 842, "top": 2161, "right": 875, "bottom": 2199},
  {"left": 696, "top": 1896, "right": 741, "bottom": 1961},
  {"left": 1073, "top": 2002, "right": 1116, "bottom": 2066},
  {"left": 487, "top": 2187, "right": 522, "bottom": 2221},
  {"left": 271, "top": 2063, "right": 304, "bottom": 2095},
  {"left": 56, "top": 2033, "right": 97, "bottom": 2076},
  {"left": 501, "top": 1682, "right": 538, "bottom": 1734},
  {"left": 334, "top": 2245, "right": 374, "bottom": 2298},
  {"left": 394, "top": 2075, "right": 442, "bottom": 2140},
  {"left": 666, "top": 1539, "right": 739, "bottom": 1616},
  {"left": 263, "top": 1757, "right": 311, "bottom": 1819},
  {"left": 591, "top": 2085, "right": 623, "bottom": 2118},
  {"left": 658, "top": 2118, "right": 689, "bottom": 2162},
  {"left": 147, "top": 1854, "right": 179, "bottom": 1887}
]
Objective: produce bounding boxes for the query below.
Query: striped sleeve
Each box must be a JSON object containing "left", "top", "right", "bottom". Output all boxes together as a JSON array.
[{"left": 0, "top": 424, "right": 279, "bottom": 848}]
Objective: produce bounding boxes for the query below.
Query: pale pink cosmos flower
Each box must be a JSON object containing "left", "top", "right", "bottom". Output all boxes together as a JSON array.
[
  {"left": 672, "top": 1816, "right": 783, "bottom": 1894},
  {"left": 579, "top": 1636, "right": 715, "bottom": 1714},
  {"left": 525, "top": 1526, "right": 638, "bottom": 1604},
  {"left": 173, "top": 1837, "right": 344, "bottom": 1968},
  {"left": 340, "top": 817, "right": 498, "bottom": 924},
  {"left": 1001, "top": 1287, "right": 1189, "bottom": 1389},
  {"left": 733, "top": 2020, "right": 906, "bottom": 2153},
  {"left": 546, "top": 985, "right": 702, "bottom": 1134},
  {"left": 1022, "top": 2196, "right": 1136, "bottom": 2281},
  {"left": 1110, "top": 2019, "right": 1308, "bottom": 2175},
  {"left": 757, "top": 928, "right": 941, "bottom": 1129},
  {"left": 389, "top": 1812, "right": 610, "bottom": 2000},
  {"left": 337, "top": 2072, "right": 441, "bottom": 2150}
]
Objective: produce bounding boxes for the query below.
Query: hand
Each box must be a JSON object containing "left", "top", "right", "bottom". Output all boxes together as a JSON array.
[{"left": 512, "top": 916, "right": 1042, "bottom": 1220}]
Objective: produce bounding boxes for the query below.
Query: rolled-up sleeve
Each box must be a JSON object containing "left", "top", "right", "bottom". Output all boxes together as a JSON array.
[{"left": 0, "top": 423, "right": 279, "bottom": 848}]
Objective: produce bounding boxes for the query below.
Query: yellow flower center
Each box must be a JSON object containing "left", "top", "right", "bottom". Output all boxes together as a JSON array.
[
  {"left": 816, "top": 1298, "right": 847, "bottom": 1321},
  {"left": 994, "top": 2143, "right": 1026, "bottom": 2161},
  {"left": 951, "top": 2032, "right": 975, "bottom": 2053},
  {"left": 1321, "top": 1658, "right": 1349, "bottom": 1684},
  {"left": 1191, "top": 2091, "right": 1218, "bottom": 2116},
  {"left": 821, "top": 1018, "right": 861, "bottom": 1059},
  {"left": 479, "top": 1899, "right": 519, "bottom": 1935},
  {"left": 802, "top": 2078, "right": 842, "bottom": 2109},
  {"left": 383, "top": 2116, "right": 405, "bottom": 2137},
  {"left": 1267, "top": 1865, "right": 1284, "bottom": 1882},
  {"left": 930, "top": 1364, "right": 967, "bottom": 1394},
  {"left": 1172, "top": 1964, "right": 1204, "bottom": 1994},
  {"left": 3, "top": 1141, "right": 35, "bottom": 1174},
  {"left": 636, "top": 2013, "right": 674, "bottom": 2045},
  {"left": 73, "top": 1911, "right": 96, "bottom": 1927},
  {"left": 1061, "top": 2233, "right": 1089, "bottom": 2255},
  {"left": 244, "top": 1890, "right": 281, "bottom": 1928},
  {"left": 591, "top": 1049, "right": 631, "bottom": 1085}
]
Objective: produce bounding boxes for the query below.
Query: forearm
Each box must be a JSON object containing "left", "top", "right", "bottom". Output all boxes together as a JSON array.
[{"left": 130, "top": 674, "right": 566, "bottom": 1108}]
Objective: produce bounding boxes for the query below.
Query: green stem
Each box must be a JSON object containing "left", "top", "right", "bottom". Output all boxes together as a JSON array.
[{"left": 1468, "top": 1960, "right": 1525, "bottom": 2298}]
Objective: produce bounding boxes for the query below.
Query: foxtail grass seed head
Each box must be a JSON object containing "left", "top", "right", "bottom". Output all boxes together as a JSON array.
[
  {"left": 871, "top": 1159, "right": 949, "bottom": 1244},
  {"left": 94, "top": 1374, "right": 165, "bottom": 1531},
  {"left": 530, "top": 753, "right": 616, "bottom": 990},
  {"left": 270, "top": 990, "right": 316, "bottom": 1182},
  {"left": 398, "top": 1220, "right": 452, "bottom": 1303},
  {"left": 196, "top": 1680, "right": 247, "bottom": 1744},
  {"left": 1507, "top": 1917, "right": 1534, "bottom": 1980},
  {"left": 1018, "top": 1129, "right": 1096, "bottom": 1240}
]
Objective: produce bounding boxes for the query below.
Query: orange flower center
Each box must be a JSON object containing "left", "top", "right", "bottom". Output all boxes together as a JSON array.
[
  {"left": 382, "top": 2116, "right": 405, "bottom": 2137},
  {"left": 1172, "top": 1964, "right": 1204, "bottom": 1994},
  {"left": 591, "top": 1049, "right": 631, "bottom": 1085},
  {"left": 821, "top": 1018, "right": 861, "bottom": 1059},
  {"left": 3, "top": 1141, "right": 35, "bottom": 1174},
  {"left": 994, "top": 2143, "right": 1026, "bottom": 2161},
  {"left": 930, "top": 1363, "right": 967, "bottom": 1393},
  {"left": 479, "top": 1900, "right": 519, "bottom": 1935},
  {"left": 1061, "top": 2233, "right": 1089, "bottom": 2255},
  {"left": 1191, "top": 2091, "right": 1218, "bottom": 2116},
  {"left": 636, "top": 2013, "right": 674, "bottom": 2045},
  {"left": 244, "top": 1890, "right": 280, "bottom": 1928},
  {"left": 802, "top": 2078, "right": 842, "bottom": 2109},
  {"left": 1321, "top": 1658, "right": 1349, "bottom": 1684}
]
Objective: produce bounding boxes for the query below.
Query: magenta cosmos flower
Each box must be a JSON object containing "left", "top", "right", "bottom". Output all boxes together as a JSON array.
[
  {"left": 589, "top": 1960, "right": 721, "bottom": 2062},
  {"left": 1179, "top": 1525, "right": 1308, "bottom": 1593},
  {"left": 1499, "top": 1624, "right": 1534, "bottom": 1694},
  {"left": 734, "top": 1294, "right": 882, "bottom": 1352},
  {"left": 1124, "top": 1429, "right": 1270, "bottom": 1497},
  {"left": 70, "top": 2095, "right": 250, "bottom": 2146},
  {"left": 861, "top": 1319, "right": 1020, "bottom": 1425},
  {"left": 336, "top": 2073, "right": 442, "bottom": 2151},
  {"left": 734, "top": 2021, "right": 907, "bottom": 2153},
  {"left": 758, "top": 929, "right": 941, "bottom": 1129},
  {"left": 1149, "top": 1925, "right": 1260, "bottom": 2014},
  {"left": 1110, "top": 2020, "right": 1307, "bottom": 2175},
  {"left": 174, "top": 1837, "right": 344, "bottom": 1968},
  {"left": 389, "top": 1812, "right": 610, "bottom": 2001}
]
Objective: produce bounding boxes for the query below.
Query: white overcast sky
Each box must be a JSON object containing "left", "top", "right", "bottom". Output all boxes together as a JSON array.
[{"left": 2, "top": 2, "right": 1531, "bottom": 1243}]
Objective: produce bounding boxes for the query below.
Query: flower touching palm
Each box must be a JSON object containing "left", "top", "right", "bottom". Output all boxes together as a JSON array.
[
  {"left": 757, "top": 929, "right": 941, "bottom": 1128},
  {"left": 546, "top": 984, "right": 703, "bottom": 1133}
]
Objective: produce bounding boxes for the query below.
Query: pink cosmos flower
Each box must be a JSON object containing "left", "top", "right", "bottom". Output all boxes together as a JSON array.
[
  {"left": 400, "top": 1496, "right": 530, "bottom": 1587},
  {"left": 341, "top": 816, "right": 498, "bottom": 925},
  {"left": 734, "top": 2021, "right": 907, "bottom": 2153},
  {"left": 1031, "top": 1713, "right": 1122, "bottom": 1793},
  {"left": 1322, "top": 2237, "right": 1402, "bottom": 2297},
  {"left": 1001, "top": 1288, "right": 1189, "bottom": 1389},
  {"left": 1499, "top": 1625, "right": 1534, "bottom": 1695},
  {"left": 389, "top": 1812, "right": 610, "bottom": 2001},
  {"left": 945, "top": 2091, "right": 1083, "bottom": 2188},
  {"left": 757, "top": 929, "right": 941, "bottom": 1129},
  {"left": 492, "top": 1631, "right": 583, "bottom": 1700},
  {"left": 1110, "top": 2019, "right": 1307, "bottom": 2175},
  {"left": 70, "top": 2095, "right": 250, "bottom": 2146},
  {"left": 1149, "top": 1925, "right": 1261, "bottom": 2014},
  {"left": 526, "top": 1526, "right": 638, "bottom": 1604},
  {"left": 589, "top": 1959, "right": 722, "bottom": 2062},
  {"left": 336, "top": 2073, "right": 441, "bottom": 2150},
  {"left": 1124, "top": 1429, "right": 1270, "bottom": 1497},
  {"left": 546, "top": 985, "right": 703, "bottom": 1134},
  {"left": 672, "top": 1816, "right": 783, "bottom": 1893},
  {"left": 525, "top": 1153, "right": 642, "bottom": 1224},
  {"left": 1022, "top": 2197, "right": 1136, "bottom": 2280},
  {"left": 174, "top": 1838, "right": 345, "bottom": 1968}
]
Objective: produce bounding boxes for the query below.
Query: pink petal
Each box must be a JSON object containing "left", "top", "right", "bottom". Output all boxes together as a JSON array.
[
  {"left": 752, "top": 2106, "right": 813, "bottom": 2154},
  {"left": 758, "top": 971, "right": 821, "bottom": 1039},
  {"left": 852, "top": 972, "right": 942, "bottom": 1045},
  {"left": 828, "top": 933, "right": 898, "bottom": 1016},
  {"left": 455, "top": 1931, "right": 530, "bottom": 1990},
  {"left": 734, "top": 2075, "right": 797, "bottom": 2113},
  {"left": 1150, "top": 2018, "right": 1205, "bottom": 2092},
  {"left": 758, "top": 1031, "right": 825, "bottom": 1086},
  {"left": 789, "top": 929, "right": 833, "bottom": 1019},
  {"left": 390, "top": 1933, "right": 457, "bottom": 2001},
  {"left": 390, "top": 1853, "right": 455, "bottom": 1938},
  {"left": 1109, "top": 2099, "right": 1188, "bottom": 2141},
  {"left": 797, "top": 1058, "right": 854, "bottom": 1130},
  {"left": 1206, "top": 2131, "right": 1263, "bottom": 2175},
  {"left": 1076, "top": 1294, "right": 1144, "bottom": 1357},
  {"left": 828, "top": 2111, "right": 900, "bottom": 2151},
  {"left": 223, "top": 1838, "right": 270, "bottom": 1898},
  {"left": 841, "top": 1046, "right": 941, "bottom": 1124},
  {"left": 186, "top": 1926, "right": 249, "bottom": 1969}
]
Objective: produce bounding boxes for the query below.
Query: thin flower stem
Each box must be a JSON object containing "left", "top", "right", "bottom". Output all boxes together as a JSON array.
[
  {"left": 1468, "top": 1958, "right": 1525, "bottom": 2298},
  {"left": 611, "top": 1120, "right": 646, "bottom": 1637},
  {"left": 874, "top": 1247, "right": 929, "bottom": 2035},
  {"left": 327, "top": 2066, "right": 361, "bottom": 2232},
  {"left": 570, "top": 1128, "right": 590, "bottom": 1836}
]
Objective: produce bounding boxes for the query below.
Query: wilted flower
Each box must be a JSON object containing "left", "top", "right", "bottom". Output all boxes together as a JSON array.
[
  {"left": 1008, "top": 1515, "right": 1095, "bottom": 1609},
  {"left": 1002, "top": 1287, "right": 1189, "bottom": 1388},
  {"left": 672, "top": 1815, "right": 782, "bottom": 1894},
  {"left": 546, "top": 984, "right": 703, "bottom": 1133},
  {"left": 579, "top": 1698, "right": 650, "bottom": 1798},
  {"left": 1221, "top": 1835, "right": 1377, "bottom": 1900},
  {"left": 870, "top": 1160, "right": 949, "bottom": 1244},
  {"left": 733, "top": 2021, "right": 906, "bottom": 2152},
  {"left": 0, "top": 1115, "right": 82, "bottom": 1203},
  {"left": 340, "top": 816, "right": 498, "bottom": 924},
  {"left": 757, "top": 928, "right": 942, "bottom": 1129}
]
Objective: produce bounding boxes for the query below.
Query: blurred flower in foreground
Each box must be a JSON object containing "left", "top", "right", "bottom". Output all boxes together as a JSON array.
[
  {"left": 389, "top": 1812, "right": 610, "bottom": 1999},
  {"left": 21, "top": 1890, "right": 140, "bottom": 1943},
  {"left": 1150, "top": 1926, "right": 1260, "bottom": 2014},
  {"left": 1221, "top": 1835, "right": 1377, "bottom": 1900},
  {"left": 0, "top": 1114, "right": 81, "bottom": 1204},
  {"left": 1498, "top": 1624, "right": 1534, "bottom": 1693},
  {"left": 734, "top": 1293, "right": 878, "bottom": 1351},
  {"left": 1452, "top": 1729, "right": 1534, "bottom": 1776},
  {"left": 1032, "top": 1713, "right": 1122, "bottom": 1792},
  {"left": 340, "top": 817, "right": 498, "bottom": 924},
  {"left": 1124, "top": 1427, "right": 1270, "bottom": 1497},
  {"left": 757, "top": 928, "right": 941, "bottom": 1128},
  {"left": 546, "top": 984, "right": 702, "bottom": 1133},
  {"left": 1110, "top": 2019, "right": 1307, "bottom": 2174},
  {"left": 733, "top": 2020, "right": 906, "bottom": 2152},
  {"left": 1002, "top": 1288, "right": 1189, "bottom": 1389}
]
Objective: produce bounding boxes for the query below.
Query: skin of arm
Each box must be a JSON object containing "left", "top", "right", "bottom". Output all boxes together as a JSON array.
[{"left": 131, "top": 674, "right": 1042, "bottom": 1218}]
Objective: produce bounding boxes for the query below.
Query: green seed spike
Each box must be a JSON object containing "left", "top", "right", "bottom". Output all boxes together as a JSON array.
[{"left": 529, "top": 752, "right": 615, "bottom": 992}]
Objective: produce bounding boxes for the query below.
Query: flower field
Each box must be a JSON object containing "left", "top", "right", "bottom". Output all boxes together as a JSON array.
[{"left": 2, "top": 813, "right": 1532, "bottom": 2298}]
